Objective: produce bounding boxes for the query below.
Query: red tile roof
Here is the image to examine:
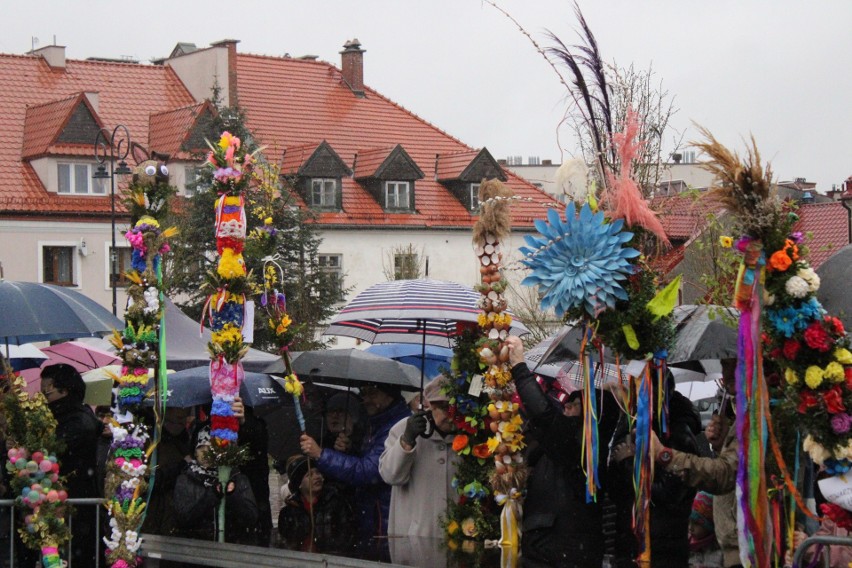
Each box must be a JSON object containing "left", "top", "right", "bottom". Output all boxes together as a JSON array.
[
  {"left": 280, "top": 142, "right": 321, "bottom": 175},
  {"left": 21, "top": 94, "right": 96, "bottom": 159},
  {"left": 651, "top": 192, "right": 724, "bottom": 241},
  {"left": 353, "top": 147, "right": 394, "bottom": 179},
  {"left": 794, "top": 201, "right": 850, "bottom": 269},
  {"left": 236, "top": 53, "right": 553, "bottom": 228},
  {"left": 436, "top": 150, "right": 480, "bottom": 181},
  {"left": 148, "top": 102, "right": 211, "bottom": 159},
  {"left": 0, "top": 54, "right": 196, "bottom": 216}
]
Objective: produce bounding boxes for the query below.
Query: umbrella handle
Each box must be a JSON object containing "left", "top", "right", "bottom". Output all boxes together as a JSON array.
[{"left": 419, "top": 410, "right": 436, "bottom": 439}]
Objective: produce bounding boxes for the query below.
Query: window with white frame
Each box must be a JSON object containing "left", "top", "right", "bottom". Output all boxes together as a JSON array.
[
  {"left": 393, "top": 252, "right": 419, "bottom": 280},
  {"left": 42, "top": 246, "right": 76, "bottom": 286},
  {"left": 57, "top": 162, "right": 106, "bottom": 195},
  {"left": 384, "top": 181, "right": 410, "bottom": 209},
  {"left": 470, "top": 183, "right": 481, "bottom": 211},
  {"left": 317, "top": 254, "right": 343, "bottom": 294},
  {"left": 310, "top": 178, "right": 337, "bottom": 208},
  {"left": 109, "top": 247, "right": 133, "bottom": 287}
]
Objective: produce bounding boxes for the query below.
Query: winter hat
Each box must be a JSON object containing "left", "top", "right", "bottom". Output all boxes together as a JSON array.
[
  {"left": 286, "top": 454, "right": 318, "bottom": 494},
  {"left": 423, "top": 375, "right": 450, "bottom": 403},
  {"left": 195, "top": 426, "right": 212, "bottom": 450},
  {"left": 689, "top": 491, "right": 714, "bottom": 533},
  {"left": 326, "top": 392, "right": 361, "bottom": 416}
]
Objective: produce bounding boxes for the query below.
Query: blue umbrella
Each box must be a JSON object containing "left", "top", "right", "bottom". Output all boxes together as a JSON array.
[
  {"left": 145, "top": 366, "right": 290, "bottom": 408},
  {"left": 0, "top": 281, "right": 123, "bottom": 345},
  {"left": 365, "top": 343, "right": 453, "bottom": 380}
]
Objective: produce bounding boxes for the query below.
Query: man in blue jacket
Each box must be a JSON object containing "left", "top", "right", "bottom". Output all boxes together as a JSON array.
[{"left": 299, "top": 382, "right": 411, "bottom": 544}]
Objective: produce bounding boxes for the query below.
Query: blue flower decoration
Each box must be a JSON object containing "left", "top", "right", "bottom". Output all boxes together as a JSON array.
[{"left": 520, "top": 202, "right": 639, "bottom": 317}]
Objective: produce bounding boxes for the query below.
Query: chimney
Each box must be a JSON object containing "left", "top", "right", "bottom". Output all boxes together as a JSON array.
[
  {"left": 211, "top": 39, "right": 240, "bottom": 106},
  {"left": 32, "top": 45, "right": 66, "bottom": 69},
  {"left": 340, "top": 39, "right": 366, "bottom": 97}
]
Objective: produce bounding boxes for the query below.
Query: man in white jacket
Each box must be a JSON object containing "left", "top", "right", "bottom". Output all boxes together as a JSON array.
[{"left": 379, "top": 375, "right": 457, "bottom": 538}]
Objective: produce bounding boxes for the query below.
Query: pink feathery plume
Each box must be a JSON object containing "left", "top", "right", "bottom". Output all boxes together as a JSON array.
[{"left": 605, "top": 110, "right": 670, "bottom": 246}]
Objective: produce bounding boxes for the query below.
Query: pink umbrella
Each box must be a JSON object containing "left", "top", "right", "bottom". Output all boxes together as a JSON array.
[{"left": 20, "top": 340, "right": 120, "bottom": 395}]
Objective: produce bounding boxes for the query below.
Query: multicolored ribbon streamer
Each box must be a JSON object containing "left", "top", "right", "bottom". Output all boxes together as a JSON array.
[
  {"left": 633, "top": 360, "right": 653, "bottom": 566},
  {"left": 580, "top": 321, "right": 601, "bottom": 503}
]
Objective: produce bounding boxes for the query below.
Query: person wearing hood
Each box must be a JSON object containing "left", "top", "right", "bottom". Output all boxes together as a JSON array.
[
  {"left": 380, "top": 375, "right": 457, "bottom": 538},
  {"left": 41, "top": 363, "right": 104, "bottom": 565},
  {"left": 321, "top": 391, "right": 366, "bottom": 454},
  {"left": 299, "top": 381, "right": 411, "bottom": 543},
  {"left": 504, "top": 336, "right": 621, "bottom": 567}
]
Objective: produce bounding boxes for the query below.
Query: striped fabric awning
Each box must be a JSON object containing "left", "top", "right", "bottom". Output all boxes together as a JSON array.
[{"left": 324, "top": 278, "right": 529, "bottom": 348}]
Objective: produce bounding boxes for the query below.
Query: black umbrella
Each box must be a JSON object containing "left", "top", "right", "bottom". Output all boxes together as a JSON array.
[
  {"left": 267, "top": 348, "right": 422, "bottom": 390},
  {"left": 0, "top": 280, "right": 123, "bottom": 345},
  {"left": 146, "top": 366, "right": 289, "bottom": 408},
  {"left": 817, "top": 244, "right": 852, "bottom": 330},
  {"left": 668, "top": 304, "right": 739, "bottom": 370}
]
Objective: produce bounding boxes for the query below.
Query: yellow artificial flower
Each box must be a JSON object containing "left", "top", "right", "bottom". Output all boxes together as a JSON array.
[
  {"left": 264, "top": 217, "right": 273, "bottom": 226},
  {"left": 804, "top": 366, "right": 824, "bottom": 389},
  {"left": 283, "top": 373, "right": 303, "bottom": 396},
  {"left": 217, "top": 248, "right": 246, "bottom": 279},
  {"left": 275, "top": 314, "right": 293, "bottom": 336},
  {"left": 486, "top": 437, "right": 500, "bottom": 454},
  {"left": 719, "top": 236, "right": 733, "bottom": 248},
  {"left": 135, "top": 215, "right": 160, "bottom": 229},
  {"left": 785, "top": 368, "right": 799, "bottom": 386},
  {"left": 834, "top": 348, "right": 852, "bottom": 365},
  {"left": 477, "top": 314, "right": 488, "bottom": 327},
  {"left": 446, "top": 520, "right": 460, "bottom": 536},
  {"left": 825, "top": 361, "right": 845, "bottom": 383}
]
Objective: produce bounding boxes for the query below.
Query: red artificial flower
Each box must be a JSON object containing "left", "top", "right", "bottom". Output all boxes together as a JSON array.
[
  {"left": 821, "top": 503, "right": 852, "bottom": 530},
  {"left": 769, "top": 347, "right": 784, "bottom": 361},
  {"left": 804, "top": 322, "right": 833, "bottom": 352},
  {"left": 823, "top": 386, "right": 847, "bottom": 414},
  {"left": 453, "top": 414, "right": 476, "bottom": 435},
  {"left": 782, "top": 339, "right": 801, "bottom": 361},
  {"left": 846, "top": 367, "right": 852, "bottom": 390},
  {"left": 798, "top": 391, "right": 820, "bottom": 414},
  {"left": 826, "top": 316, "right": 846, "bottom": 336},
  {"left": 472, "top": 443, "right": 493, "bottom": 459},
  {"left": 211, "top": 415, "right": 240, "bottom": 432}
]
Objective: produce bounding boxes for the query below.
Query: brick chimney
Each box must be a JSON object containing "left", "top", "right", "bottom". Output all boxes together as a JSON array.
[
  {"left": 340, "top": 39, "right": 365, "bottom": 97},
  {"left": 211, "top": 39, "right": 240, "bottom": 106},
  {"left": 32, "top": 45, "right": 66, "bottom": 69}
]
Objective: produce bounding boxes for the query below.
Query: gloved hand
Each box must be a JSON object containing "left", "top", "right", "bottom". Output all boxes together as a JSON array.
[{"left": 401, "top": 411, "right": 429, "bottom": 447}]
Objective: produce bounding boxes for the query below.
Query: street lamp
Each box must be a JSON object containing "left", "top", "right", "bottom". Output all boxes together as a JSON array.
[{"left": 93, "top": 125, "right": 132, "bottom": 316}]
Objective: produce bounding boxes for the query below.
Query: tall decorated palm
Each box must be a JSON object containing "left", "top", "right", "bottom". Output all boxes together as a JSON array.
[{"left": 104, "top": 144, "right": 177, "bottom": 567}]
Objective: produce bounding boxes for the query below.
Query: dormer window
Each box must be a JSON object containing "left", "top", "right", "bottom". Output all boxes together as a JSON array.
[
  {"left": 58, "top": 162, "right": 106, "bottom": 195},
  {"left": 469, "top": 183, "right": 481, "bottom": 211},
  {"left": 311, "top": 178, "right": 338, "bottom": 208},
  {"left": 384, "top": 181, "right": 410, "bottom": 209}
]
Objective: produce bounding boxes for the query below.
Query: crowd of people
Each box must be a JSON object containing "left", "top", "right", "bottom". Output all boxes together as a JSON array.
[{"left": 1, "top": 349, "right": 849, "bottom": 567}]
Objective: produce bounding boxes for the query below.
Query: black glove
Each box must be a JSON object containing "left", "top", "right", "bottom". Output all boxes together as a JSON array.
[{"left": 401, "top": 411, "right": 429, "bottom": 447}]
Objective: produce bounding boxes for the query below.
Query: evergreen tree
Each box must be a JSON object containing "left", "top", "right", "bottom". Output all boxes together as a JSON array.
[{"left": 165, "top": 90, "right": 347, "bottom": 351}]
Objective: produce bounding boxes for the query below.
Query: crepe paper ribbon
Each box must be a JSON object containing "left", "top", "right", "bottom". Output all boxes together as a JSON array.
[
  {"left": 734, "top": 241, "right": 765, "bottom": 311},
  {"left": 735, "top": 280, "right": 771, "bottom": 568},
  {"left": 654, "top": 351, "right": 669, "bottom": 436},
  {"left": 633, "top": 360, "right": 653, "bottom": 566},
  {"left": 500, "top": 543, "right": 520, "bottom": 568},
  {"left": 495, "top": 488, "right": 522, "bottom": 548},
  {"left": 41, "top": 546, "right": 61, "bottom": 568},
  {"left": 580, "top": 321, "right": 601, "bottom": 503}
]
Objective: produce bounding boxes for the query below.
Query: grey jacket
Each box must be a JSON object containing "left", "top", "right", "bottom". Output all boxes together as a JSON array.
[{"left": 379, "top": 417, "right": 458, "bottom": 538}]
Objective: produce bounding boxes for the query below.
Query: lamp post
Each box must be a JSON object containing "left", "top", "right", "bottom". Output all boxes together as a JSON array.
[{"left": 93, "top": 125, "right": 132, "bottom": 316}]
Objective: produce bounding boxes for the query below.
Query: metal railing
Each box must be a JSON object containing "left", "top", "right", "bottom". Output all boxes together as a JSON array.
[
  {"left": 0, "top": 498, "right": 104, "bottom": 568},
  {"left": 791, "top": 534, "right": 852, "bottom": 568}
]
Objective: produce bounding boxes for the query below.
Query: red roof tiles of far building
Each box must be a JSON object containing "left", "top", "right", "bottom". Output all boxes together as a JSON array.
[
  {"left": 235, "top": 53, "right": 554, "bottom": 229},
  {"left": 651, "top": 192, "right": 724, "bottom": 241},
  {"left": 148, "top": 101, "right": 213, "bottom": 160},
  {"left": 21, "top": 93, "right": 102, "bottom": 159},
  {"left": 794, "top": 201, "right": 850, "bottom": 269},
  {"left": 0, "top": 54, "right": 196, "bottom": 216}
]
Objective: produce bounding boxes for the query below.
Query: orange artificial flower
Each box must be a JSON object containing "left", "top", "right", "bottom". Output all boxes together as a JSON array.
[
  {"left": 785, "top": 239, "right": 799, "bottom": 261},
  {"left": 471, "top": 443, "right": 492, "bottom": 459},
  {"left": 452, "top": 434, "right": 469, "bottom": 453},
  {"left": 769, "top": 250, "right": 792, "bottom": 272}
]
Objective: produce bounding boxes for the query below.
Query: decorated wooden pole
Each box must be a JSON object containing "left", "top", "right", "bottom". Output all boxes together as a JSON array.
[{"left": 103, "top": 145, "right": 176, "bottom": 568}]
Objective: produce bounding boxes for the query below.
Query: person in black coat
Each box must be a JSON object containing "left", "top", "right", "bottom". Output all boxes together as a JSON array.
[
  {"left": 172, "top": 426, "right": 259, "bottom": 544},
  {"left": 278, "top": 455, "right": 356, "bottom": 553},
  {"left": 237, "top": 406, "right": 272, "bottom": 546},
  {"left": 41, "top": 363, "right": 104, "bottom": 566},
  {"left": 505, "top": 336, "right": 621, "bottom": 568},
  {"left": 608, "top": 370, "right": 703, "bottom": 568}
]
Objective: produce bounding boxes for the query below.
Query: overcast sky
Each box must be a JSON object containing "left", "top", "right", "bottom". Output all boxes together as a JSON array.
[{"left": 5, "top": 1, "right": 851, "bottom": 190}]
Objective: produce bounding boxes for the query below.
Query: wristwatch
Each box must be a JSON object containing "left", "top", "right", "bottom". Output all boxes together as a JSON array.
[{"left": 657, "top": 447, "right": 674, "bottom": 468}]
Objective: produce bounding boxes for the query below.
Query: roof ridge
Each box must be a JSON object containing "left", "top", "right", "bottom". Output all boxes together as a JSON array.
[
  {"left": 150, "top": 101, "right": 206, "bottom": 116},
  {"left": 25, "top": 92, "right": 81, "bottom": 110}
]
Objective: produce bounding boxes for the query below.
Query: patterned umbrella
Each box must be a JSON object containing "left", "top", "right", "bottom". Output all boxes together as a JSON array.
[{"left": 324, "top": 278, "right": 529, "bottom": 348}]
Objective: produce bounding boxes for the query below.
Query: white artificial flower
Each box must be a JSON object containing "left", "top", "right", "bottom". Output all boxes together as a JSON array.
[
  {"left": 803, "top": 434, "right": 831, "bottom": 466},
  {"left": 785, "top": 276, "right": 810, "bottom": 298},
  {"left": 763, "top": 291, "right": 776, "bottom": 306},
  {"left": 797, "top": 266, "right": 821, "bottom": 292}
]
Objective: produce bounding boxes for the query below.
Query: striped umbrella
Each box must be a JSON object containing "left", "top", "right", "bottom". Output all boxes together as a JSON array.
[
  {"left": 324, "top": 278, "right": 529, "bottom": 396},
  {"left": 324, "top": 278, "right": 529, "bottom": 348}
]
